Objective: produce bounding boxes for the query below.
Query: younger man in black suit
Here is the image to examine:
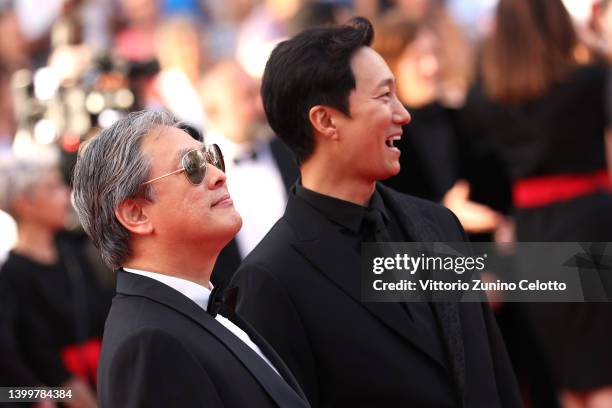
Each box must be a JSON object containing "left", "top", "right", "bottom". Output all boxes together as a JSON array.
[
  {"left": 71, "top": 111, "right": 310, "bottom": 408},
  {"left": 230, "top": 17, "right": 522, "bottom": 407}
]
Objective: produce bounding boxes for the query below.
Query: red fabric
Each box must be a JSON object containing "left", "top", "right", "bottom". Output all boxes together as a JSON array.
[
  {"left": 60, "top": 338, "right": 101, "bottom": 386},
  {"left": 513, "top": 169, "right": 611, "bottom": 209}
]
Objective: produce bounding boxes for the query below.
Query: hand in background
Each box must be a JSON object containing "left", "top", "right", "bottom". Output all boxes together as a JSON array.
[
  {"left": 443, "top": 179, "right": 503, "bottom": 233},
  {"left": 62, "top": 377, "right": 97, "bottom": 408}
]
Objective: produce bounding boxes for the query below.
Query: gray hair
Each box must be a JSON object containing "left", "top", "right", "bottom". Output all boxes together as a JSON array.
[
  {"left": 71, "top": 110, "right": 180, "bottom": 269},
  {"left": 0, "top": 147, "right": 60, "bottom": 219}
]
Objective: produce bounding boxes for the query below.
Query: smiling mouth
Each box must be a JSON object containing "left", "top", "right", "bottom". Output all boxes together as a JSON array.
[{"left": 385, "top": 135, "right": 402, "bottom": 148}]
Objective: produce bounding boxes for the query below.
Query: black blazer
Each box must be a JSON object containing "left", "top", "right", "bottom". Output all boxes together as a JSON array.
[
  {"left": 230, "top": 184, "right": 522, "bottom": 407},
  {"left": 212, "top": 137, "right": 299, "bottom": 293},
  {"left": 98, "top": 271, "right": 310, "bottom": 408}
]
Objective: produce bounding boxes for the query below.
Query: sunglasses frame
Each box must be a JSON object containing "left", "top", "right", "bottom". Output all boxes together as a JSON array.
[{"left": 142, "top": 144, "right": 224, "bottom": 186}]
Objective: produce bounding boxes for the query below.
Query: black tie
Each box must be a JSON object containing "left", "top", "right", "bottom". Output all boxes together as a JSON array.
[
  {"left": 363, "top": 207, "right": 391, "bottom": 242},
  {"left": 364, "top": 208, "right": 439, "bottom": 327}
]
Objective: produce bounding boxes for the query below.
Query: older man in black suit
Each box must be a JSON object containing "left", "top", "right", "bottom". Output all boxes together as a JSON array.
[
  {"left": 230, "top": 18, "right": 522, "bottom": 408},
  {"left": 71, "top": 111, "right": 310, "bottom": 408}
]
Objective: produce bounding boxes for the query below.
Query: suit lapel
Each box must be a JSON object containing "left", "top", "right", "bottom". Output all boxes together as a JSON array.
[
  {"left": 432, "top": 303, "right": 465, "bottom": 401},
  {"left": 230, "top": 312, "right": 309, "bottom": 402},
  {"left": 116, "top": 271, "right": 309, "bottom": 408},
  {"left": 378, "top": 184, "right": 466, "bottom": 400},
  {"left": 285, "top": 194, "right": 448, "bottom": 370},
  {"left": 376, "top": 183, "right": 438, "bottom": 241}
]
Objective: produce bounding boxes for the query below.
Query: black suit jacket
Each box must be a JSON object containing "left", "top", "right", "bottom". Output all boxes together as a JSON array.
[
  {"left": 230, "top": 184, "right": 522, "bottom": 407},
  {"left": 212, "top": 137, "right": 299, "bottom": 292},
  {"left": 98, "top": 271, "right": 310, "bottom": 408}
]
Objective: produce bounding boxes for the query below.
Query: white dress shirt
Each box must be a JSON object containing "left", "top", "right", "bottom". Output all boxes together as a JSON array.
[{"left": 123, "top": 268, "right": 280, "bottom": 376}]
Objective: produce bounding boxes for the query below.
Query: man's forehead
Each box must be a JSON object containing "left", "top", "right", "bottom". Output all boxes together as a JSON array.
[
  {"left": 143, "top": 125, "right": 195, "bottom": 144},
  {"left": 350, "top": 47, "right": 394, "bottom": 89},
  {"left": 142, "top": 126, "right": 201, "bottom": 162}
]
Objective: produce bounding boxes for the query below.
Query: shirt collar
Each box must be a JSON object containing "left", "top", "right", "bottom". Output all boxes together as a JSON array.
[
  {"left": 369, "top": 187, "right": 390, "bottom": 223},
  {"left": 294, "top": 182, "right": 390, "bottom": 234},
  {"left": 123, "top": 268, "right": 212, "bottom": 311}
]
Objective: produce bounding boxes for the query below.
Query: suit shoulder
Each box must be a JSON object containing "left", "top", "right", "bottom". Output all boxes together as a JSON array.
[
  {"left": 230, "top": 218, "right": 311, "bottom": 295},
  {"left": 103, "top": 295, "right": 192, "bottom": 342},
  {"left": 240, "top": 217, "right": 297, "bottom": 269},
  {"left": 101, "top": 317, "right": 193, "bottom": 368},
  {"left": 378, "top": 184, "right": 466, "bottom": 239},
  {"left": 380, "top": 184, "right": 456, "bottom": 218},
  {"left": 100, "top": 299, "right": 212, "bottom": 372},
  {"left": 113, "top": 326, "right": 191, "bottom": 354}
]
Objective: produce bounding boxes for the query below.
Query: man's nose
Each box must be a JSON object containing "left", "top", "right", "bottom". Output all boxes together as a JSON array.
[
  {"left": 393, "top": 100, "right": 411, "bottom": 126},
  {"left": 206, "top": 163, "right": 226, "bottom": 189}
]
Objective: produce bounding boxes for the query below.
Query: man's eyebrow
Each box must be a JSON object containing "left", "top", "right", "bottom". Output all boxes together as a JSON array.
[
  {"left": 174, "top": 145, "right": 199, "bottom": 167},
  {"left": 374, "top": 78, "right": 395, "bottom": 90}
]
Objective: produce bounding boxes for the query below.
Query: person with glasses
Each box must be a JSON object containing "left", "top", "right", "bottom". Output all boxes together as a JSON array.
[
  {"left": 71, "top": 111, "right": 310, "bottom": 408},
  {"left": 229, "top": 17, "right": 522, "bottom": 407}
]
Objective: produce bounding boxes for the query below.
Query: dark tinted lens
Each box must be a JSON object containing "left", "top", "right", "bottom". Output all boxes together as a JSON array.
[
  {"left": 182, "top": 150, "right": 206, "bottom": 184},
  {"left": 208, "top": 144, "right": 225, "bottom": 173}
]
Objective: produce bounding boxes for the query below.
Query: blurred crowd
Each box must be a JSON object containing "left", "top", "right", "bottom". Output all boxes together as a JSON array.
[{"left": 1, "top": 0, "right": 612, "bottom": 407}]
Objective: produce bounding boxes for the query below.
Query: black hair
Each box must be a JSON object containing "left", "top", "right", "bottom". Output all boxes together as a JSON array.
[{"left": 261, "top": 17, "right": 374, "bottom": 163}]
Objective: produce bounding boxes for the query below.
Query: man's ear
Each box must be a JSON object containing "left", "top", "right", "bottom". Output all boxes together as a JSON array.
[
  {"left": 308, "top": 105, "right": 339, "bottom": 140},
  {"left": 11, "top": 195, "right": 30, "bottom": 219},
  {"left": 115, "top": 198, "right": 153, "bottom": 236}
]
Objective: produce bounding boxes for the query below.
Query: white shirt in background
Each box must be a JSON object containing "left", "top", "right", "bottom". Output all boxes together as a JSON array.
[{"left": 206, "top": 132, "right": 287, "bottom": 258}]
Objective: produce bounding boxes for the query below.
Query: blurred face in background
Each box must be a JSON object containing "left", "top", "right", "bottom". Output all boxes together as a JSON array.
[
  {"left": 395, "top": 0, "right": 432, "bottom": 22},
  {"left": 395, "top": 27, "right": 441, "bottom": 107},
  {"left": 0, "top": 71, "right": 15, "bottom": 143},
  {"left": 595, "top": 1, "right": 612, "bottom": 59},
  {"left": 120, "top": 0, "right": 158, "bottom": 27},
  {"left": 14, "top": 168, "right": 71, "bottom": 231},
  {"left": 156, "top": 18, "right": 203, "bottom": 83},
  {"left": 201, "top": 62, "right": 266, "bottom": 144},
  {"left": 266, "top": 0, "right": 302, "bottom": 20},
  {"left": 0, "top": 11, "right": 28, "bottom": 71}
]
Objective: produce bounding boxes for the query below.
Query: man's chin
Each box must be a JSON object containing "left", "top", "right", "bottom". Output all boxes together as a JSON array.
[
  {"left": 227, "top": 213, "right": 243, "bottom": 236},
  {"left": 216, "top": 217, "right": 243, "bottom": 250},
  {"left": 377, "top": 164, "right": 401, "bottom": 181}
]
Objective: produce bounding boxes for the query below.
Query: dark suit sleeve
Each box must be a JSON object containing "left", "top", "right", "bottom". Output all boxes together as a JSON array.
[
  {"left": 103, "top": 328, "right": 223, "bottom": 408},
  {"left": 430, "top": 204, "right": 470, "bottom": 242},
  {"left": 233, "top": 263, "right": 320, "bottom": 407},
  {"left": 447, "top": 208, "right": 470, "bottom": 242}
]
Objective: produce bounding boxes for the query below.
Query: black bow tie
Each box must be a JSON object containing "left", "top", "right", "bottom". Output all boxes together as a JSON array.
[
  {"left": 207, "top": 286, "right": 238, "bottom": 318},
  {"left": 233, "top": 150, "right": 258, "bottom": 165}
]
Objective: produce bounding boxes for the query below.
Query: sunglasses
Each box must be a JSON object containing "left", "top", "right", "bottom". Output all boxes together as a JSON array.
[{"left": 142, "top": 144, "right": 225, "bottom": 186}]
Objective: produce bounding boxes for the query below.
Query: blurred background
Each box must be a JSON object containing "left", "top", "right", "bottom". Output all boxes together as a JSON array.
[{"left": 1, "top": 0, "right": 612, "bottom": 407}]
